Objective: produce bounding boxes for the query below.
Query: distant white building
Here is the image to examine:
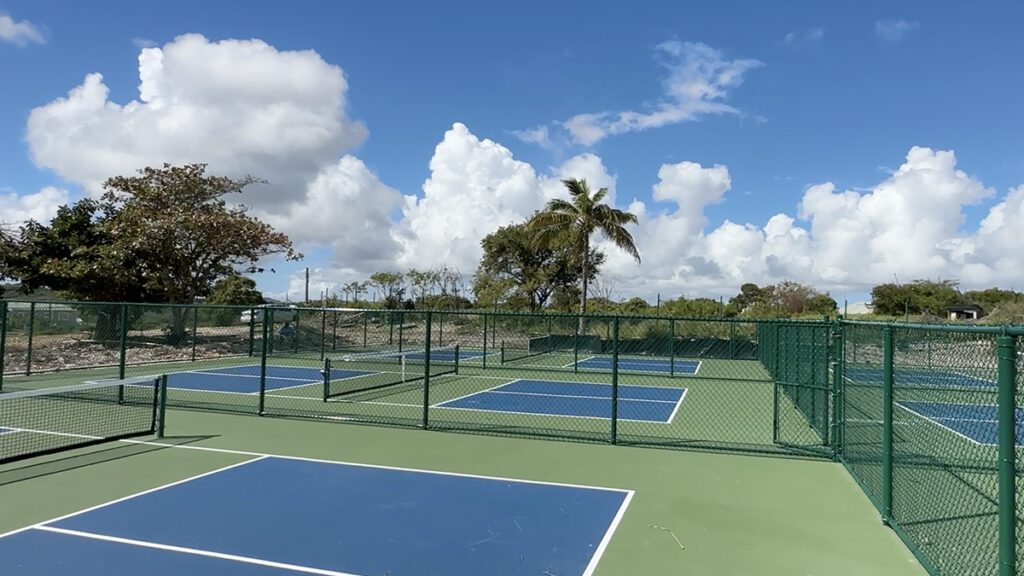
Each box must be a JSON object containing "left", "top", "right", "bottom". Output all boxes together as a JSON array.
[{"left": 5, "top": 301, "right": 82, "bottom": 326}]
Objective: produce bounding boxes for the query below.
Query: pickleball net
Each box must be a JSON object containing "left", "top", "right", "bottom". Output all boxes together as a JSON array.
[
  {"left": 0, "top": 375, "right": 162, "bottom": 464},
  {"left": 322, "top": 345, "right": 460, "bottom": 399}
]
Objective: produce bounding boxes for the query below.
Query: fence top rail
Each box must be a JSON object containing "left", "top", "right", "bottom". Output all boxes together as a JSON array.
[{"left": 840, "top": 318, "right": 1024, "bottom": 336}]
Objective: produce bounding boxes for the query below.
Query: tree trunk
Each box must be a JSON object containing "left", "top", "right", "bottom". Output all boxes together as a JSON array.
[{"left": 578, "top": 237, "right": 589, "bottom": 334}]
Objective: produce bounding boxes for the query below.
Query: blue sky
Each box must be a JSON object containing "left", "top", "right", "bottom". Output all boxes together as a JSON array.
[{"left": 2, "top": 1, "right": 1023, "bottom": 305}]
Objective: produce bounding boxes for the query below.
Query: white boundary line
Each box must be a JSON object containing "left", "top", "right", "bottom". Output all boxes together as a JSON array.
[
  {"left": 895, "top": 401, "right": 991, "bottom": 447},
  {"left": 34, "top": 526, "right": 362, "bottom": 576},
  {"left": 433, "top": 378, "right": 687, "bottom": 423},
  {"left": 433, "top": 401, "right": 681, "bottom": 425},
  {"left": 2, "top": 439, "right": 635, "bottom": 574},
  {"left": 666, "top": 388, "right": 689, "bottom": 424},
  {"left": 107, "top": 442, "right": 633, "bottom": 494},
  {"left": 562, "top": 355, "right": 596, "bottom": 368},
  {"left": 582, "top": 490, "right": 634, "bottom": 576},
  {"left": 487, "top": 389, "right": 680, "bottom": 404},
  {"left": 566, "top": 356, "right": 701, "bottom": 376},
  {"left": 0, "top": 457, "right": 266, "bottom": 540},
  {"left": 431, "top": 379, "right": 517, "bottom": 408}
]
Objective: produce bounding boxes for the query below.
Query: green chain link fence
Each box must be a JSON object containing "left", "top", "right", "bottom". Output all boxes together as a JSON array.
[{"left": 2, "top": 300, "right": 1024, "bottom": 574}]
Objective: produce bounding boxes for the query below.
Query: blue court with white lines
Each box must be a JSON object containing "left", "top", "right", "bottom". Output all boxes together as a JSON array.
[
  {"left": 0, "top": 456, "right": 631, "bottom": 576},
  {"left": 571, "top": 356, "right": 700, "bottom": 375},
  {"left": 899, "top": 401, "right": 1024, "bottom": 446},
  {"left": 845, "top": 366, "right": 993, "bottom": 389},
  {"left": 436, "top": 379, "right": 687, "bottom": 422}
]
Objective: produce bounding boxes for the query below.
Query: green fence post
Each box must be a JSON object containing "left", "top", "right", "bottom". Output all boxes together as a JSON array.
[
  {"left": 438, "top": 313, "right": 444, "bottom": 347},
  {"left": 332, "top": 311, "right": 338, "bottom": 351},
  {"left": 670, "top": 318, "right": 676, "bottom": 377},
  {"left": 573, "top": 322, "right": 580, "bottom": 374},
  {"left": 771, "top": 323, "right": 781, "bottom": 444},
  {"left": 389, "top": 312, "right": 395, "bottom": 345},
  {"left": 831, "top": 322, "right": 844, "bottom": 457},
  {"left": 118, "top": 303, "right": 128, "bottom": 379},
  {"left": 729, "top": 322, "right": 736, "bottom": 359},
  {"left": 997, "top": 334, "right": 1017, "bottom": 576},
  {"left": 0, "top": 301, "right": 7, "bottom": 392},
  {"left": 267, "top": 308, "right": 276, "bottom": 356},
  {"left": 25, "top": 301, "right": 35, "bottom": 376},
  {"left": 362, "top": 313, "right": 368, "bottom": 348},
  {"left": 481, "top": 315, "right": 488, "bottom": 369},
  {"left": 157, "top": 374, "right": 168, "bottom": 438},
  {"left": 320, "top": 309, "right": 327, "bottom": 360},
  {"left": 882, "top": 325, "right": 894, "bottom": 525},
  {"left": 398, "top": 312, "right": 405, "bottom": 352},
  {"left": 610, "top": 317, "right": 620, "bottom": 445},
  {"left": 422, "top": 311, "right": 432, "bottom": 429},
  {"left": 190, "top": 305, "right": 199, "bottom": 362},
  {"left": 258, "top": 315, "right": 270, "bottom": 415},
  {"left": 247, "top": 307, "right": 256, "bottom": 357}
]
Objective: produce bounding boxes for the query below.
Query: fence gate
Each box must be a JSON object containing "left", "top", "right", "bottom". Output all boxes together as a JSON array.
[{"left": 767, "top": 322, "right": 834, "bottom": 455}]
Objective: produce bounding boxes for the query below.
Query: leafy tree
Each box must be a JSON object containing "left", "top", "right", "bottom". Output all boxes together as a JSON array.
[
  {"left": 530, "top": 178, "right": 640, "bottom": 329},
  {"left": 8, "top": 164, "right": 299, "bottom": 339},
  {"left": 963, "top": 288, "right": 1020, "bottom": 314},
  {"left": 620, "top": 297, "right": 651, "bottom": 315},
  {"left": 663, "top": 297, "right": 723, "bottom": 317},
  {"left": 369, "top": 271, "right": 405, "bottom": 309},
  {"left": 805, "top": 293, "right": 838, "bottom": 316},
  {"left": 728, "top": 283, "right": 767, "bottom": 312},
  {"left": 406, "top": 269, "right": 436, "bottom": 305},
  {"left": 871, "top": 280, "right": 961, "bottom": 316},
  {"left": 207, "top": 273, "right": 264, "bottom": 306},
  {"left": 473, "top": 220, "right": 603, "bottom": 311}
]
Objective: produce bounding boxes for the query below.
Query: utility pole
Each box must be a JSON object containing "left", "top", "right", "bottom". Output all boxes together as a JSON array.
[{"left": 304, "top": 267, "right": 310, "bottom": 304}]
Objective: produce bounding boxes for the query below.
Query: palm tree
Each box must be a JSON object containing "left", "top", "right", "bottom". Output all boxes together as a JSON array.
[{"left": 530, "top": 178, "right": 640, "bottom": 331}]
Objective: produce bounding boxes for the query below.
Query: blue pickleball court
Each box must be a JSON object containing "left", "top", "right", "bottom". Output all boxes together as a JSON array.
[
  {"left": 899, "top": 400, "right": 1024, "bottom": 446},
  {"left": 571, "top": 356, "right": 700, "bottom": 375},
  {"left": 845, "top": 366, "right": 993, "bottom": 389},
  {"left": 0, "top": 456, "right": 632, "bottom": 576},
  {"left": 435, "top": 379, "right": 687, "bottom": 423},
  {"left": 162, "top": 365, "right": 372, "bottom": 394}
]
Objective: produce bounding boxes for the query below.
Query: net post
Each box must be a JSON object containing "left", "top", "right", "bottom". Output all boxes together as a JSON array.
[
  {"left": 422, "top": 311, "right": 432, "bottom": 429},
  {"left": 320, "top": 308, "right": 327, "bottom": 361},
  {"left": 481, "top": 314, "right": 488, "bottom": 369},
  {"left": 267, "top": 308, "right": 276, "bottom": 356},
  {"left": 670, "top": 318, "right": 676, "bottom": 377},
  {"left": 389, "top": 311, "right": 395, "bottom": 345},
  {"left": 190, "top": 305, "right": 199, "bottom": 362},
  {"left": 882, "top": 325, "right": 894, "bottom": 525},
  {"left": 362, "top": 313, "right": 368, "bottom": 348},
  {"left": 258, "top": 312, "right": 270, "bottom": 415},
  {"left": 247, "top": 307, "right": 256, "bottom": 357},
  {"left": 322, "top": 357, "right": 332, "bottom": 402},
  {"left": 157, "top": 374, "right": 169, "bottom": 438},
  {"left": 26, "top": 301, "right": 35, "bottom": 376},
  {"left": 997, "top": 334, "right": 1017, "bottom": 576},
  {"left": 0, "top": 300, "right": 7, "bottom": 392},
  {"left": 293, "top": 308, "right": 300, "bottom": 354},
  {"left": 454, "top": 344, "right": 460, "bottom": 374},
  {"left": 610, "top": 316, "right": 620, "bottom": 445},
  {"left": 500, "top": 341, "right": 505, "bottom": 364},
  {"left": 439, "top": 313, "right": 444, "bottom": 348}
]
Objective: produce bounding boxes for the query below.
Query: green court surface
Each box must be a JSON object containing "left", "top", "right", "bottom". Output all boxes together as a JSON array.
[{"left": 0, "top": 408, "right": 925, "bottom": 575}]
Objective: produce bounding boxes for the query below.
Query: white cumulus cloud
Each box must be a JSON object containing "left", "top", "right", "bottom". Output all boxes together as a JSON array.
[
  {"left": 0, "top": 13, "right": 45, "bottom": 46},
  {"left": 23, "top": 34, "right": 408, "bottom": 272},
  {"left": 0, "top": 186, "right": 69, "bottom": 225}
]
